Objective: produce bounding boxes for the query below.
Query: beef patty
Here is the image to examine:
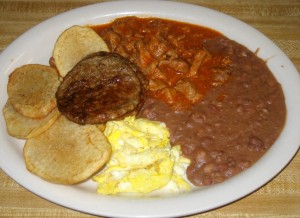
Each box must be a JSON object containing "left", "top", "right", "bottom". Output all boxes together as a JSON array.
[{"left": 56, "top": 51, "right": 148, "bottom": 124}]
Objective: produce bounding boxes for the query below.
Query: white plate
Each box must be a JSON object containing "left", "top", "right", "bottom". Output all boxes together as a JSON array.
[{"left": 0, "top": 1, "right": 299, "bottom": 217}]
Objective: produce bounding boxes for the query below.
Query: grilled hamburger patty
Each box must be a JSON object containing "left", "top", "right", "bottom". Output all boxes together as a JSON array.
[{"left": 56, "top": 51, "right": 147, "bottom": 124}]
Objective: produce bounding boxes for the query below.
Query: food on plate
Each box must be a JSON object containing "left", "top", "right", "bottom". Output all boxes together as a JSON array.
[
  {"left": 94, "top": 17, "right": 231, "bottom": 110},
  {"left": 93, "top": 16, "right": 286, "bottom": 186},
  {"left": 2, "top": 101, "right": 60, "bottom": 139},
  {"left": 56, "top": 51, "right": 148, "bottom": 125},
  {"left": 52, "top": 25, "right": 109, "bottom": 77},
  {"left": 2, "top": 15, "right": 286, "bottom": 191},
  {"left": 7, "top": 64, "right": 60, "bottom": 119},
  {"left": 93, "top": 116, "right": 190, "bottom": 194},
  {"left": 23, "top": 115, "right": 111, "bottom": 185}
]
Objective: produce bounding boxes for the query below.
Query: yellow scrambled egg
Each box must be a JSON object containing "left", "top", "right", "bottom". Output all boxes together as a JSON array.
[{"left": 93, "top": 116, "right": 191, "bottom": 195}]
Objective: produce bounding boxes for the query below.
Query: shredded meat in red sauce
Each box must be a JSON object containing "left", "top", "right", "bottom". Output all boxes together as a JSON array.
[
  {"left": 92, "top": 17, "right": 286, "bottom": 186},
  {"left": 93, "top": 17, "right": 231, "bottom": 109}
]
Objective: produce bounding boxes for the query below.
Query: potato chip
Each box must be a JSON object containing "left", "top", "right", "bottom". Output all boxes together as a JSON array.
[
  {"left": 23, "top": 115, "right": 111, "bottom": 185},
  {"left": 97, "top": 123, "right": 106, "bottom": 132},
  {"left": 7, "top": 64, "right": 60, "bottom": 119},
  {"left": 2, "top": 101, "right": 60, "bottom": 139},
  {"left": 52, "top": 25, "right": 109, "bottom": 77}
]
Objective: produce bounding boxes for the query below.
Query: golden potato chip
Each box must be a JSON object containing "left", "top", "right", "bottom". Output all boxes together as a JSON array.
[
  {"left": 53, "top": 25, "right": 109, "bottom": 77},
  {"left": 2, "top": 101, "right": 60, "bottom": 139},
  {"left": 7, "top": 64, "right": 60, "bottom": 119},
  {"left": 97, "top": 123, "right": 106, "bottom": 132},
  {"left": 23, "top": 115, "right": 111, "bottom": 185}
]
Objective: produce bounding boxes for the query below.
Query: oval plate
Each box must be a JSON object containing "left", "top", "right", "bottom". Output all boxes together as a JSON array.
[{"left": 0, "top": 1, "right": 299, "bottom": 217}]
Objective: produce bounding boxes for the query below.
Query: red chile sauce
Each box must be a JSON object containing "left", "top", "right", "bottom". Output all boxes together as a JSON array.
[{"left": 91, "top": 17, "right": 286, "bottom": 186}]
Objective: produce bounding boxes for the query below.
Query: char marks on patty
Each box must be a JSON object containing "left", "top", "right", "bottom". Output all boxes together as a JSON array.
[{"left": 56, "top": 51, "right": 148, "bottom": 124}]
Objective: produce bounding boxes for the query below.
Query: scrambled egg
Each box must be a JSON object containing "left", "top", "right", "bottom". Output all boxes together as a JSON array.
[{"left": 93, "top": 116, "right": 191, "bottom": 195}]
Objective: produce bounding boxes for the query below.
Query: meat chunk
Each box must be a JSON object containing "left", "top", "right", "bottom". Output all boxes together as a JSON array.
[{"left": 56, "top": 51, "right": 148, "bottom": 124}]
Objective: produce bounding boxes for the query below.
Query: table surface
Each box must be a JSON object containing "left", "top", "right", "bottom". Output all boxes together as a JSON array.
[{"left": 0, "top": 0, "right": 299, "bottom": 217}]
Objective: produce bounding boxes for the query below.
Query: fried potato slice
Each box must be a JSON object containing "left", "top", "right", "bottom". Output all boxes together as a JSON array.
[
  {"left": 7, "top": 64, "right": 60, "bottom": 119},
  {"left": 97, "top": 123, "right": 106, "bottom": 132},
  {"left": 2, "top": 101, "right": 60, "bottom": 139},
  {"left": 23, "top": 115, "right": 111, "bottom": 185},
  {"left": 53, "top": 25, "right": 109, "bottom": 77}
]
